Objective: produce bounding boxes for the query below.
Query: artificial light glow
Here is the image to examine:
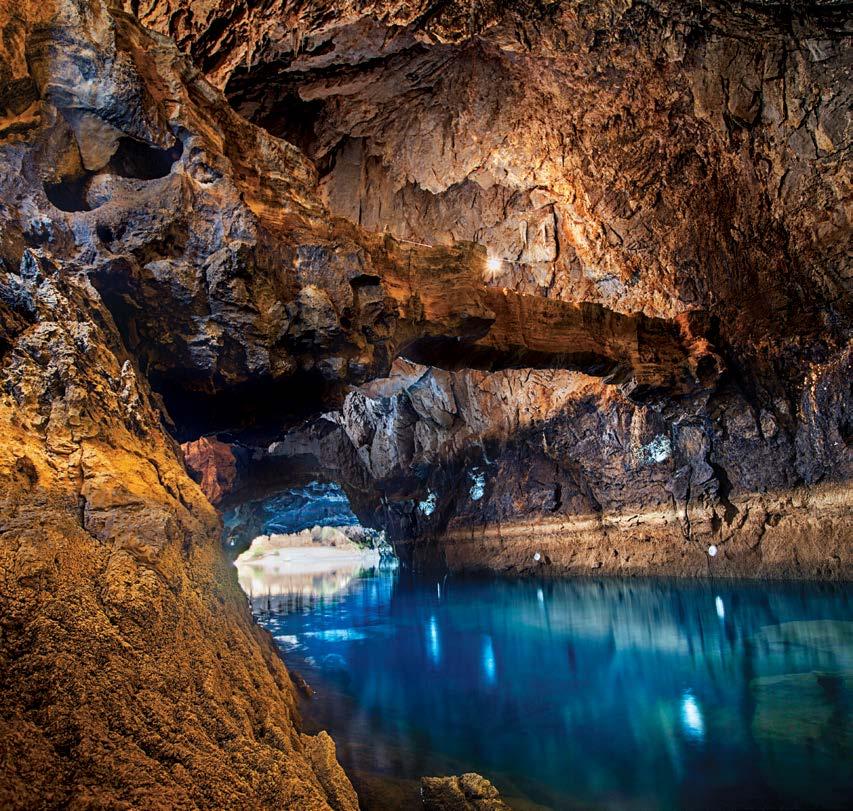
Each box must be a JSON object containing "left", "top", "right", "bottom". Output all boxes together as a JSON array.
[
  {"left": 708, "top": 544, "right": 718, "bottom": 557},
  {"left": 482, "top": 636, "right": 497, "bottom": 684},
  {"left": 715, "top": 595, "right": 725, "bottom": 619},
  {"left": 680, "top": 691, "right": 705, "bottom": 740},
  {"left": 427, "top": 615, "right": 441, "bottom": 664},
  {"left": 486, "top": 256, "right": 502, "bottom": 275}
]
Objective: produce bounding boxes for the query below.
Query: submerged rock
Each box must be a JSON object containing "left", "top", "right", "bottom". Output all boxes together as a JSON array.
[
  {"left": 301, "top": 732, "right": 360, "bottom": 811},
  {"left": 752, "top": 621, "right": 853, "bottom": 665},
  {"left": 751, "top": 670, "right": 853, "bottom": 808}
]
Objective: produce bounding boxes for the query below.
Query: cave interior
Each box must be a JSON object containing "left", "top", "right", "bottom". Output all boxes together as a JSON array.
[{"left": 0, "top": 0, "right": 850, "bottom": 808}]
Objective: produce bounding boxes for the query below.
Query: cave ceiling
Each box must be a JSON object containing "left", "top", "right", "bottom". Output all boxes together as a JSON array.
[
  {"left": 0, "top": 0, "right": 849, "bottom": 571},
  {"left": 134, "top": 0, "right": 851, "bottom": 338}
]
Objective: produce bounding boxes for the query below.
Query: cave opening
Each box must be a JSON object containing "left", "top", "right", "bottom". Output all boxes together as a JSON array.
[
  {"left": 229, "top": 480, "right": 393, "bottom": 612},
  {"left": 43, "top": 136, "right": 183, "bottom": 212},
  {"left": 107, "top": 136, "right": 184, "bottom": 180}
]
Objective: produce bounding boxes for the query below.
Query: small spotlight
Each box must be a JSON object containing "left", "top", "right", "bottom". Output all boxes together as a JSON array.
[
  {"left": 708, "top": 544, "right": 718, "bottom": 557},
  {"left": 486, "top": 256, "right": 502, "bottom": 274},
  {"left": 533, "top": 552, "right": 542, "bottom": 562}
]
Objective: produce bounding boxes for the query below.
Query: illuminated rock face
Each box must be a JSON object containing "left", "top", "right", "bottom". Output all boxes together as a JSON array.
[
  {"left": 233, "top": 355, "right": 851, "bottom": 579},
  {"left": 0, "top": 0, "right": 849, "bottom": 804},
  {"left": 133, "top": 0, "right": 850, "bottom": 575}
]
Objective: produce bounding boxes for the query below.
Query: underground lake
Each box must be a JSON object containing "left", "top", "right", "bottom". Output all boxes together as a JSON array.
[{"left": 242, "top": 560, "right": 853, "bottom": 810}]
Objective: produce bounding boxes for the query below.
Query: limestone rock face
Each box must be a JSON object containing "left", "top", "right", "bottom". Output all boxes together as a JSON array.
[
  {"left": 0, "top": 256, "right": 356, "bottom": 808},
  {"left": 3, "top": 0, "right": 711, "bottom": 443},
  {"left": 128, "top": 0, "right": 851, "bottom": 576},
  {"left": 138, "top": 1, "right": 849, "bottom": 333},
  {"left": 255, "top": 355, "right": 850, "bottom": 579},
  {"left": 0, "top": 0, "right": 363, "bottom": 806},
  {"left": 183, "top": 436, "right": 239, "bottom": 504},
  {"left": 421, "top": 772, "right": 510, "bottom": 811}
]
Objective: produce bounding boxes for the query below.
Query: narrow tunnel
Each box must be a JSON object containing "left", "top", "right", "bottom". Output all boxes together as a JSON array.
[{"left": 228, "top": 480, "right": 393, "bottom": 613}]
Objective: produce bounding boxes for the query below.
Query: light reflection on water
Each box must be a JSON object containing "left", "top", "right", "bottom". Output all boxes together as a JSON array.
[
  {"left": 249, "top": 569, "right": 852, "bottom": 810},
  {"left": 235, "top": 549, "right": 383, "bottom": 604}
]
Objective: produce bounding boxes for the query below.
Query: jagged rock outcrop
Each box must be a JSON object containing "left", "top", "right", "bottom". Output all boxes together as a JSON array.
[
  {"left": 7, "top": 0, "right": 715, "bottom": 446},
  {"left": 0, "top": 0, "right": 362, "bottom": 806},
  {"left": 421, "top": 772, "right": 509, "bottom": 811},
  {"left": 0, "top": 251, "right": 357, "bottom": 808},
  {"left": 220, "top": 354, "right": 846, "bottom": 578},
  {"left": 132, "top": 0, "right": 850, "bottom": 575},
  {"left": 183, "top": 436, "right": 239, "bottom": 504},
  {"left": 136, "top": 1, "right": 849, "bottom": 331}
]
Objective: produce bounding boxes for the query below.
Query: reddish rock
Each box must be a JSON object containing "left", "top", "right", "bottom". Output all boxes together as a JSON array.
[{"left": 182, "top": 436, "right": 238, "bottom": 505}]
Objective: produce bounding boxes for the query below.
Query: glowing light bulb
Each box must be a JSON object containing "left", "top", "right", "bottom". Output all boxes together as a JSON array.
[
  {"left": 486, "top": 256, "right": 502, "bottom": 275},
  {"left": 708, "top": 544, "right": 718, "bottom": 557}
]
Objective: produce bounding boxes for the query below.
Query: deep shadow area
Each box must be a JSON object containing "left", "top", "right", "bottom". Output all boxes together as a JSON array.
[
  {"left": 107, "top": 136, "right": 184, "bottom": 179},
  {"left": 43, "top": 136, "right": 183, "bottom": 212},
  {"left": 152, "top": 370, "right": 346, "bottom": 443},
  {"left": 43, "top": 175, "right": 92, "bottom": 212}
]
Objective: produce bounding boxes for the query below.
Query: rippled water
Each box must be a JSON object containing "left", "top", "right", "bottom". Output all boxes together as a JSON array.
[{"left": 250, "top": 567, "right": 852, "bottom": 810}]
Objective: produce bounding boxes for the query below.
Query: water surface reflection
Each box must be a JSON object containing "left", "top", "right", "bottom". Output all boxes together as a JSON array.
[{"left": 252, "top": 570, "right": 852, "bottom": 810}]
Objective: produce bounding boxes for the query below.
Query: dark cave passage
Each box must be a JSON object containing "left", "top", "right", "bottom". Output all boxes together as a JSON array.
[{"left": 43, "top": 136, "right": 183, "bottom": 212}]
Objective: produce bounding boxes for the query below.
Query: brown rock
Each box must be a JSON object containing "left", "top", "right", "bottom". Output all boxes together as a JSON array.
[
  {"left": 182, "top": 436, "right": 239, "bottom": 505},
  {"left": 421, "top": 772, "right": 510, "bottom": 810},
  {"left": 301, "top": 732, "right": 361, "bottom": 811}
]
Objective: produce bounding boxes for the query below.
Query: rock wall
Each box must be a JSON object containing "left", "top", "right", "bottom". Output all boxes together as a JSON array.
[
  {"left": 251, "top": 353, "right": 848, "bottom": 578},
  {"left": 145, "top": 0, "right": 851, "bottom": 577},
  {"left": 0, "top": 1, "right": 361, "bottom": 806},
  {"left": 0, "top": 256, "right": 357, "bottom": 807}
]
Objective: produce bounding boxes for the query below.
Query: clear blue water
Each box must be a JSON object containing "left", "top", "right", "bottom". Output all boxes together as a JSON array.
[{"left": 253, "top": 568, "right": 852, "bottom": 810}]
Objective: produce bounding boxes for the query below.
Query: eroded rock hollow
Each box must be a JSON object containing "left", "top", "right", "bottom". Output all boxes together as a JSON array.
[{"left": 0, "top": 0, "right": 850, "bottom": 806}]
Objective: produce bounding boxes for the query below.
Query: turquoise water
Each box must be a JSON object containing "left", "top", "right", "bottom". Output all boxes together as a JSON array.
[{"left": 254, "top": 569, "right": 852, "bottom": 809}]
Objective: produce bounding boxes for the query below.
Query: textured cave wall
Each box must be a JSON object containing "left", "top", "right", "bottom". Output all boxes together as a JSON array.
[
  {"left": 150, "top": 0, "right": 851, "bottom": 576},
  {"left": 0, "top": 1, "right": 367, "bottom": 806},
  {"left": 212, "top": 352, "right": 846, "bottom": 578},
  {"left": 0, "top": 254, "right": 357, "bottom": 810},
  {"left": 137, "top": 0, "right": 850, "bottom": 327}
]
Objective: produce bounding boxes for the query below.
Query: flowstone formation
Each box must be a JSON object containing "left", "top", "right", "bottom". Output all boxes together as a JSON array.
[{"left": 0, "top": 0, "right": 850, "bottom": 805}]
